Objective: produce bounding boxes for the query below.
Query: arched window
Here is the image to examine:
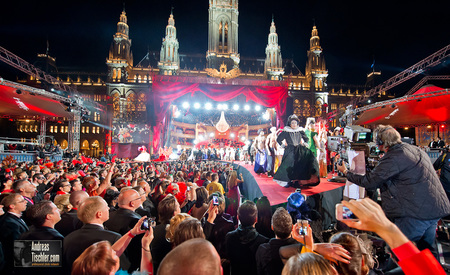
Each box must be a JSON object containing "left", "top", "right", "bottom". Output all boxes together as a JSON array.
[
  {"left": 315, "top": 99, "right": 323, "bottom": 117},
  {"left": 293, "top": 99, "right": 302, "bottom": 118},
  {"left": 112, "top": 93, "right": 120, "bottom": 119},
  {"left": 302, "top": 100, "right": 311, "bottom": 117},
  {"left": 136, "top": 93, "right": 147, "bottom": 122},
  {"left": 81, "top": 140, "right": 90, "bottom": 150},
  {"left": 60, "top": 139, "right": 68, "bottom": 149},
  {"left": 127, "top": 92, "right": 136, "bottom": 120}
]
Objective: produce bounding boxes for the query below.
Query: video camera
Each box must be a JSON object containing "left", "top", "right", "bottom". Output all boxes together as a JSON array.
[{"left": 328, "top": 125, "right": 382, "bottom": 172}]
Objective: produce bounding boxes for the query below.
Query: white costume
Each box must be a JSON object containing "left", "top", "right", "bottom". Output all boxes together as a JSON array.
[{"left": 134, "top": 146, "right": 151, "bottom": 162}]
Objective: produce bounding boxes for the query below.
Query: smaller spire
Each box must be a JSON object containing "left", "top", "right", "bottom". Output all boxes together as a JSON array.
[
  {"left": 123, "top": 2, "right": 125, "bottom": 12},
  {"left": 171, "top": 6, "right": 174, "bottom": 15}
]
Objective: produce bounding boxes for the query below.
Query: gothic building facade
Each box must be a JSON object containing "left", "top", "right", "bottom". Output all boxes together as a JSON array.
[{"left": 9, "top": 1, "right": 392, "bottom": 155}]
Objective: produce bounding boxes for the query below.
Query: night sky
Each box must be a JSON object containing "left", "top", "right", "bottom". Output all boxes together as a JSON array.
[{"left": 1, "top": 0, "right": 449, "bottom": 95}]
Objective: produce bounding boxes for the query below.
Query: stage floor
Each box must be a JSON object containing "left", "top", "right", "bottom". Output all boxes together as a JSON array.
[{"left": 235, "top": 161, "right": 345, "bottom": 206}]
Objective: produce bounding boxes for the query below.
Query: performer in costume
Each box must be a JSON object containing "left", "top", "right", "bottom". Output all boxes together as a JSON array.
[
  {"left": 265, "top": 127, "right": 277, "bottom": 177},
  {"left": 253, "top": 129, "right": 267, "bottom": 174},
  {"left": 304, "top": 117, "right": 320, "bottom": 158},
  {"left": 134, "top": 146, "right": 151, "bottom": 162},
  {"left": 274, "top": 115, "right": 320, "bottom": 188}
]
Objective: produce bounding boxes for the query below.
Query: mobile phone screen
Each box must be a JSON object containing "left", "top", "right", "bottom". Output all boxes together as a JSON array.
[{"left": 342, "top": 206, "right": 357, "bottom": 220}]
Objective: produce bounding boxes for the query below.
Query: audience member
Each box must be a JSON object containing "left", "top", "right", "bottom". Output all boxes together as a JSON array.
[
  {"left": 225, "top": 201, "right": 269, "bottom": 275},
  {"left": 0, "top": 193, "right": 29, "bottom": 274},
  {"left": 172, "top": 217, "right": 205, "bottom": 247},
  {"left": 150, "top": 194, "right": 181, "bottom": 274},
  {"left": 55, "top": 191, "right": 88, "bottom": 236},
  {"left": 158, "top": 238, "right": 221, "bottom": 275}
]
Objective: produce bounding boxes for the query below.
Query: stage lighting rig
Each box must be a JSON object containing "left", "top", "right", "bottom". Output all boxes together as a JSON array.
[
  {"left": 255, "top": 105, "right": 261, "bottom": 111},
  {"left": 233, "top": 104, "right": 239, "bottom": 111},
  {"left": 205, "top": 103, "right": 212, "bottom": 110},
  {"left": 244, "top": 105, "right": 250, "bottom": 111}
]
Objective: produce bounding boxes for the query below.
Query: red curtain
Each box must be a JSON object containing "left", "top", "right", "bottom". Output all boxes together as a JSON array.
[{"left": 151, "top": 78, "right": 289, "bottom": 151}]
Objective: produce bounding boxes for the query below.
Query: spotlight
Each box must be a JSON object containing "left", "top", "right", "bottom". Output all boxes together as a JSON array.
[
  {"left": 15, "top": 89, "right": 22, "bottom": 95},
  {"left": 241, "top": 136, "right": 246, "bottom": 141},
  {"left": 233, "top": 104, "right": 239, "bottom": 111},
  {"left": 217, "top": 104, "right": 223, "bottom": 110},
  {"left": 182, "top": 102, "right": 190, "bottom": 109},
  {"left": 255, "top": 105, "right": 261, "bottom": 111},
  {"left": 244, "top": 105, "right": 250, "bottom": 111},
  {"left": 222, "top": 104, "right": 228, "bottom": 110},
  {"left": 205, "top": 103, "right": 212, "bottom": 110},
  {"left": 194, "top": 103, "right": 201, "bottom": 109},
  {"left": 230, "top": 133, "right": 235, "bottom": 138},
  {"left": 193, "top": 139, "right": 198, "bottom": 144},
  {"left": 209, "top": 133, "right": 214, "bottom": 137}
]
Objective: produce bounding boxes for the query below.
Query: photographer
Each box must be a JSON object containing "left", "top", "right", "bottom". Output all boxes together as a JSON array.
[
  {"left": 337, "top": 125, "right": 450, "bottom": 252},
  {"left": 433, "top": 147, "right": 450, "bottom": 201}
]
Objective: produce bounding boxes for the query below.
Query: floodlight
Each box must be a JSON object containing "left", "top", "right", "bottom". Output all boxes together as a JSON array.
[
  {"left": 194, "top": 102, "right": 201, "bottom": 109},
  {"left": 182, "top": 102, "right": 190, "bottom": 109},
  {"left": 255, "top": 105, "right": 261, "bottom": 111},
  {"left": 233, "top": 104, "right": 239, "bottom": 111},
  {"left": 244, "top": 105, "right": 250, "bottom": 111}
]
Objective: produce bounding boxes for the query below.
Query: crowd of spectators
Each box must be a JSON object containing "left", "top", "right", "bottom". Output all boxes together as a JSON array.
[{"left": 0, "top": 153, "right": 446, "bottom": 274}]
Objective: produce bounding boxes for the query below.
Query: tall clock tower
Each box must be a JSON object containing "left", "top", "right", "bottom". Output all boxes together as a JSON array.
[{"left": 206, "top": 0, "right": 240, "bottom": 71}]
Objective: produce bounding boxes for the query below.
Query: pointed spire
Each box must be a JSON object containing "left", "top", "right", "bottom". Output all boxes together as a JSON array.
[
  {"left": 123, "top": 2, "right": 125, "bottom": 12},
  {"left": 270, "top": 16, "right": 276, "bottom": 34}
]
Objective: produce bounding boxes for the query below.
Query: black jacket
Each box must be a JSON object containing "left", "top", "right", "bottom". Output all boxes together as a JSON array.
[
  {"left": 255, "top": 237, "right": 298, "bottom": 275},
  {"left": 347, "top": 143, "right": 450, "bottom": 219},
  {"left": 104, "top": 208, "right": 142, "bottom": 272},
  {"left": 55, "top": 209, "right": 83, "bottom": 237},
  {"left": 0, "top": 212, "right": 29, "bottom": 274},
  {"left": 63, "top": 224, "right": 122, "bottom": 274},
  {"left": 225, "top": 226, "right": 269, "bottom": 275},
  {"left": 20, "top": 225, "right": 64, "bottom": 240},
  {"left": 434, "top": 151, "right": 450, "bottom": 193}
]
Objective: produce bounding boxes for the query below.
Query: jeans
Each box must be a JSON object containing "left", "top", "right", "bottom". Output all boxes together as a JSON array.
[{"left": 394, "top": 216, "right": 439, "bottom": 251}]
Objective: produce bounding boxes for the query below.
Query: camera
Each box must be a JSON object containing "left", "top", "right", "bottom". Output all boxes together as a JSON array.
[
  {"left": 328, "top": 125, "right": 382, "bottom": 174},
  {"left": 141, "top": 217, "right": 156, "bottom": 230}
]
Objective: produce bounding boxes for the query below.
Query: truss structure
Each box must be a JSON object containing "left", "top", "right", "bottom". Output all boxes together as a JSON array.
[
  {"left": 329, "top": 44, "right": 450, "bottom": 121},
  {"left": 405, "top": 75, "right": 450, "bottom": 95},
  {"left": 0, "top": 46, "right": 77, "bottom": 94}
]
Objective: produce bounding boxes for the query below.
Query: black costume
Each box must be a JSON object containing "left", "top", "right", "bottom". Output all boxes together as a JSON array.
[{"left": 273, "top": 125, "right": 320, "bottom": 188}]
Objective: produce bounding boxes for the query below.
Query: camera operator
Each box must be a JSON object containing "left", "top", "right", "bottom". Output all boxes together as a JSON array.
[
  {"left": 337, "top": 125, "right": 450, "bottom": 253},
  {"left": 433, "top": 147, "right": 450, "bottom": 201}
]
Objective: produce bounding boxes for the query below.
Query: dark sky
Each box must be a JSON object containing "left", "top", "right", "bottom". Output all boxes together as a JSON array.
[{"left": 1, "top": 0, "right": 449, "bottom": 95}]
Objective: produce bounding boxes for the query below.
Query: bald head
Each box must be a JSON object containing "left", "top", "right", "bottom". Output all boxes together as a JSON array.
[
  {"left": 118, "top": 189, "right": 141, "bottom": 210},
  {"left": 158, "top": 238, "right": 221, "bottom": 275},
  {"left": 69, "top": 191, "right": 89, "bottom": 209}
]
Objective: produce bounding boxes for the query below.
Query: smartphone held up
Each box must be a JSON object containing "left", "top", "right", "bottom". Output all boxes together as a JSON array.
[{"left": 335, "top": 203, "right": 359, "bottom": 221}]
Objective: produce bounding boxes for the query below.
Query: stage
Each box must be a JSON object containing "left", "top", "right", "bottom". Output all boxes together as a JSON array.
[{"left": 231, "top": 161, "right": 345, "bottom": 230}]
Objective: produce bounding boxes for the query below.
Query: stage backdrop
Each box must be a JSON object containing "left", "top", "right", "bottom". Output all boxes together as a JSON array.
[{"left": 151, "top": 76, "right": 289, "bottom": 151}]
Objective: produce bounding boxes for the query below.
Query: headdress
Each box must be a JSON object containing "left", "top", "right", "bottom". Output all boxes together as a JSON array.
[{"left": 287, "top": 114, "right": 300, "bottom": 125}]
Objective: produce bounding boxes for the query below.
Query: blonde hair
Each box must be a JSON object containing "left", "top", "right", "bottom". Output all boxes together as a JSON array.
[
  {"left": 166, "top": 213, "right": 191, "bottom": 242},
  {"left": 77, "top": 196, "right": 105, "bottom": 224},
  {"left": 282, "top": 253, "right": 334, "bottom": 275},
  {"left": 54, "top": 194, "right": 72, "bottom": 213},
  {"left": 227, "top": 170, "right": 238, "bottom": 190}
]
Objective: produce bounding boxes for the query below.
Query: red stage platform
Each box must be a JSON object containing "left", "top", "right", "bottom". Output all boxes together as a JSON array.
[{"left": 236, "top": 161, "right": 345, "bottom": 206}]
